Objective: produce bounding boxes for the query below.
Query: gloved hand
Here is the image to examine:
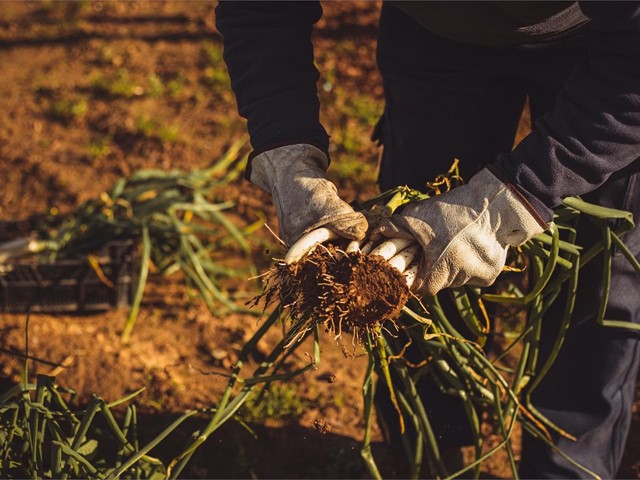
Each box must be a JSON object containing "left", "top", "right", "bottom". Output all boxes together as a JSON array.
[
  {"left": 375, "top": 168, "right": 548, "bottom": 296},
  {"left": 248, "top": 143, "right": 368, "bottom": 246}
]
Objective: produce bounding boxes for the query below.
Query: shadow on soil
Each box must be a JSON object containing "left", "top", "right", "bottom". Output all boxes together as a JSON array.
[
  {"left": 0, "top": 31, "right": 218, "bottom": 49},
  {"left": 141, "top": 417, "right": 398, "bottom": 479}
]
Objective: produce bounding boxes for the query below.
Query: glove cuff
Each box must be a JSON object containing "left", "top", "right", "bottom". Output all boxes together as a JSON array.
[
  {"left": 470, "top": 169, "right": 548, "bottom": 247},
  {"left": 246, "top": 143, "right": 329, "bottom": 187},
  {"left": 501, "top": 183, "right": 548, "bottom": 246},
  {"left": 486, "top": 164, "right": 553, "bottom": 225},
  {"left": 248, "top": 143, "right": 330, "bottom": 194}
]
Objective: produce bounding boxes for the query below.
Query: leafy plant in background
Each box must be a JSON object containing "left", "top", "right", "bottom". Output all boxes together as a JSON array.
[{"left": 0, "top": 138, "right": 260, "bottom": 342}]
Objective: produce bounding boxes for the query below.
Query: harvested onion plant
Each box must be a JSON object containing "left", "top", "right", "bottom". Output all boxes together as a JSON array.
[
  {"left": 165, "top": 161, "right": 640, "bottom": 480},
  {"left": 0, "top": 138, "right": 258, "bottom": 341},
  {"left": 251, "top": 183, "right": 431, "bottom": 351}
]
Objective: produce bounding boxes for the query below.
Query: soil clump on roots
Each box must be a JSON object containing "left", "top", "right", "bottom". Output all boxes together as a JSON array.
[{"left": 257, "top": 245, "right": 410, "bottom": 344}]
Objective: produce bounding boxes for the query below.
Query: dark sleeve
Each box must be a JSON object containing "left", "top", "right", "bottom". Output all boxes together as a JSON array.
[
  {"left": 494, "top": 1, "right": 640, "bottom": 222},
  {"left": 215, "top": 1, "right": 329, "bottom": 152}
]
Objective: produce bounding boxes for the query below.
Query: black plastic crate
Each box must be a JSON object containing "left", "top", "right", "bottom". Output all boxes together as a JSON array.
[{"left": 0, "top": 237, "right": 137, "bottom": 314}]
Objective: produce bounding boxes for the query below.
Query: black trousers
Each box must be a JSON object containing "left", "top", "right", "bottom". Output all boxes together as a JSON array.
[{"left": 375, "top": 4, "right": 640, "bottom": 478}]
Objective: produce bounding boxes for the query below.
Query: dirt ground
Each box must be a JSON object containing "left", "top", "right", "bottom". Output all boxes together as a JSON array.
[{"left": 0, "top": 2, "right": 638, "bottom": 479}]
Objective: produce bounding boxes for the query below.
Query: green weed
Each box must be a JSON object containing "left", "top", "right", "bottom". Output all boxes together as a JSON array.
[
  {"left": 328, "top": 153, "right": 377, "bottom": 185},
  {"left": 0, "top": 376, "right": 165, "bottom": 479},
  {"left": 34, "top": 0, "right": 88, "bottom": 20},
  {"left": 134, "top": 115, "right": 179, "bottom": 143},
  {"left": 48, "top": 97, "right": 88, "bottom": 121},
  {"left": 241, "top": 383, "right": 308, "bottom": 423},
  {"left": 202, "top": 42, "right": 231, "bottom": 88},
  {"left": 98, "top": 45, "right": 117, "bottom": 65},
  {"left": 146, "top": 73, "right": 165, "bottom": 98},
  {"left": 203, "top": 67, "right": 231, "bottom": 89},
  {"left": 167, "top": 75, "right": 186, "bottom": 98},
  {"left": 202, "top": 41, "right": 224, "bottom": 66},
  {"left": 87, "top": 136, "right": 112, "bottom": 161},
  {"left": 332, "top": 390, "right": 346, "bottom": 409},
  {"left": 91, "top": 69, "right": 144, "bottom": 98},
  {"left": 344, "top": 93, "right": 382, "bottom": 127}
]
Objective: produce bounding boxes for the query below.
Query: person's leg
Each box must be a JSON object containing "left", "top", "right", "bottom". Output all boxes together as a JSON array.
[
  {"left": 373, "top": 2, "right": 527, "bottom": 459},
  {"left": 375, "top": 3, "right": 526, "bottom": 192},
  {"left": 518, "top": 51, "right": 640, "bottom": 479},
  {"left": 519, "top": 160, "right": 640, "bottom": 478}
]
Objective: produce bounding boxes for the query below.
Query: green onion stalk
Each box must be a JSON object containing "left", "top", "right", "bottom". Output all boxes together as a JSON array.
[{"left": 0, "top": 346, "right": 166, "bottom": 479}]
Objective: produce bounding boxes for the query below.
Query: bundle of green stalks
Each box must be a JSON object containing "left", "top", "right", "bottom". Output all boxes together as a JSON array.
[
  {"left": 0, "top": 366, "right": 163, "bottom": 478},
  {"left": 0, "top": 314, "right": 260, "bottom": 480},
  {"left": 163, "top": 164, "right": 640, "bottom": 480},
  {"left": 0, "top": 139, "right": 258, "bottom": 340},
  {"left": 0, "top": 335, "right": 249, "bottom": 480}
]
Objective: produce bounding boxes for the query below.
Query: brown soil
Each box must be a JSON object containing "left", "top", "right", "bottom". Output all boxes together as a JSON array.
[
  {"left": 0, "top": 2, "right": 638, "bottom": 479},
  {"left": 267, "top": 246, "right": 410, "bottom": 346}
]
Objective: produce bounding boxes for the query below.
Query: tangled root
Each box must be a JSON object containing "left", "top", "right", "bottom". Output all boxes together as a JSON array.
[{"left": 254, "top": 244, "right": 410, "bottom": 346}]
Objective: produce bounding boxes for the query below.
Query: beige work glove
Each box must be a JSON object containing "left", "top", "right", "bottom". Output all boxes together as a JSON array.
[
  {"left": 248, "top": 143, "right": 368, "bottom": 246},
  {"left": 376, "top": 168, "right": 548, "bottom": 296}
]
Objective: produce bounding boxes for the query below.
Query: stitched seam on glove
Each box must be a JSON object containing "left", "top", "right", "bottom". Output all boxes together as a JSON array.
[
  {"left": 503, "top": 183, "right": 549, "bottom": 231},
  {"left": 486, "top": 164, "right": 549, "bottom": 230}
]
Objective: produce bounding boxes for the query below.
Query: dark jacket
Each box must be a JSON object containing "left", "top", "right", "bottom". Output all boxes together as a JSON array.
[{"left": 215, "top": 1, "right": 640, "bottom": 216}]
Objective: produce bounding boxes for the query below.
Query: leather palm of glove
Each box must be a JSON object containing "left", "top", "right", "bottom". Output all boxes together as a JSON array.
[
  {"left": 248, "top": 144, "right": 368, "bottom": 246},
  {"left": 377, "top": 168, "right": 548, "bottom": 296}
]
